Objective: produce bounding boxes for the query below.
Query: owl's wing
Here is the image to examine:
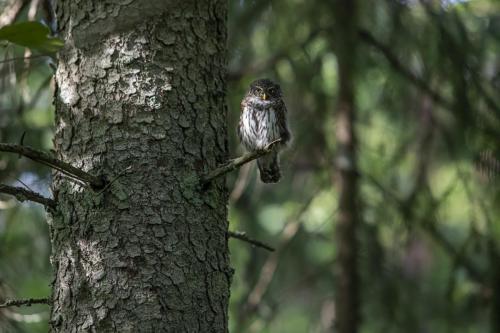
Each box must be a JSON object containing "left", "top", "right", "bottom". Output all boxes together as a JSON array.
[
  {"left": 276, "top": 100, "right": 291, "bottom": 145},
  {"left": 237, "top": 97, "right": 249, "bottom": 142}
]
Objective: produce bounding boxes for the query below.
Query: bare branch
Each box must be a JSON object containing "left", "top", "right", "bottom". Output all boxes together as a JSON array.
[
  {"left": 0, "top": 54, "right": 49, "bottom": 65},
  {"left": 228, "top": 231, "right": 275, "bottom": 252},
  {"left": 358, "top": 29, "right": 454, "bottom": 110},
  {"left": 236, "top": 193, "right": 317, "bottom": 328},
  {"left": 95, "top": 165, "right": 133, "bottom": 195},
  {"left": 228, "top": 27, "right": 323, "bottom": 81},
  {"left": 0, "top": 184, "right": 56, "bottom": 209},
  {"left": 358, "top": 29, "right": 500, "bottom": 140},
  {"left": 0, "top": 297, "right": 50, "bottom": 309},
  {"left": 201, "top": 139, "right": 282, "bottom": 185},
  {"left": 364, "top": 174, "right": 484, "bottom": 282},
  {"left": 0, "top": 143, "right": 105, "bottom": 188},
  {"left": 422, "top": 221, "right": 483, "bottom": 282}
]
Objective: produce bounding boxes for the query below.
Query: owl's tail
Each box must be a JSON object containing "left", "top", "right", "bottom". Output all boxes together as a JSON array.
[{"left": 257, "top": 151, "right": 281, "bottom": 183}]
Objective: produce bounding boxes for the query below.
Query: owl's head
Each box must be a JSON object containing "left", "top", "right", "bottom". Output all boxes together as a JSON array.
[{"left": 248, "top": 78, "right": 282, "bottom": 101}]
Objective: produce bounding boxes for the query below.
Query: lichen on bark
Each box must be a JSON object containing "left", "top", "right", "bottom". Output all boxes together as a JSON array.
[{"left": 48, "top": 1, "right": 230, "bottom": 332}]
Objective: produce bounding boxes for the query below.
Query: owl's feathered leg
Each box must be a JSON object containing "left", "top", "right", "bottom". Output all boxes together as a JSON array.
[{"left": 257, "top": 151, "right": 281, "bottom": 183}]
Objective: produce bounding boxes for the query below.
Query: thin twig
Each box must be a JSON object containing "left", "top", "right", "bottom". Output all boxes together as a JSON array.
[
  {"left": 201, "top": 139, "right": 282, "bottom": 185},
  {"left": 237, "top": 193, "right": 318, "bottom": 328},
  {"left": 0, "top": 184, "right": 56, "bottom": 209},
  {"left": 228, "top": 231, "right": 275, "bottom": 252},
  {"left": 423, "top": 220, "right": 483, "bottom": 282},
  {"left": 0, "top": 143, "right": 105, "bottom": 188},
  {"left": 14, "top": 177, "right": 32, "bottom": 191},
  {"left": 95, "top": 165, "right": 132, "bottom": 195},
  {"left": 0, "top": 54, "right": 49, "bottom": 65},
  {"left": 359, "top": 29, "right": 500, "bottom": 138},
  {"left": 228, "top": 27, "right": 324, "bottom": 81},
  {"left": 364, "top": 173, "right": 484, "bottom": 282},
  {"left": 358, "top": 29, "right": 453, "bottom": 110},
  {"left": 19, "top": 131, "right": 26, "bottom": 156},
  {"left": 0, "top": 297, "right": 50, "bottom": 309}
]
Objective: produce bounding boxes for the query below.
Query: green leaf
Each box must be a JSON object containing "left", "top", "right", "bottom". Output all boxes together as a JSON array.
[{"left": 0, "top": 21, "right": 64, "bottom": 53}]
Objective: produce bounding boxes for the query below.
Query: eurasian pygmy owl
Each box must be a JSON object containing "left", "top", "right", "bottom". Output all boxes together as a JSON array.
[{"left": 238, "top": 79, "right": 291, "bottom": 183}]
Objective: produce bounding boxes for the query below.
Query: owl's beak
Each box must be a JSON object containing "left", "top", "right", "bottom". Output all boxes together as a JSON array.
[{"left": 260, "top": 93, "right": 268, "bottom": 100}]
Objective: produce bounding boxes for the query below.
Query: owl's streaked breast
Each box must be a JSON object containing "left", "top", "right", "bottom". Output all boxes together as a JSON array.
[{"left": 239, "top": 101, "right": 281, "bottom": 151}]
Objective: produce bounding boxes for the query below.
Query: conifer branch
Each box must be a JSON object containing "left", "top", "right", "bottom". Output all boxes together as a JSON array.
[
  {"left": 0, "top": 143, "right": 105, "bottom": 188},
  {"left": 228, "top": 231, "right": 275, "bottom": 252},
  {"left": 0, "top": 297, "right": 50, "bottom": 309},
  {"left": 358, "top": 29, "right": 453, "bottom": 109},
  {"left": 0, "top": 184, "right": 56, "bottom": 209},
  {"left": 201, "top": 139, "right": 282, "bottom": 185}
]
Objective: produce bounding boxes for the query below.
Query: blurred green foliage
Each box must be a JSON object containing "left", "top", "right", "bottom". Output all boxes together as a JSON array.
[
  {"left": 0, "top": 22, "right": 63, "bottom": 53},
  {"left": 1, "top": 0, "right": 499, "bottom": 332}
]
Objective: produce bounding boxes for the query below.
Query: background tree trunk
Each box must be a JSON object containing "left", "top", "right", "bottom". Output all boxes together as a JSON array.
[
  {"left": 333, "top": 1, "right": 360, "bottom": 333},
  {"left": 48, "top": 1, "right": 230, "bottom": 331}
]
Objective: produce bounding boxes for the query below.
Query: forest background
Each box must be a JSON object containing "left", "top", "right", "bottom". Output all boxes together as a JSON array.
[{"left": 0, "top": 0, "right": 499, "bottom": 332}]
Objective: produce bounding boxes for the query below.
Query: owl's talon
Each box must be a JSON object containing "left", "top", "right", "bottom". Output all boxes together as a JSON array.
[{"left": 264, "top": 138, "right": 282, "bottom": 151}]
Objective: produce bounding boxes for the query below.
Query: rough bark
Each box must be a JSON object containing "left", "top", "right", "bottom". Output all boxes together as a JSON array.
[
  {"left": 332, "top": 1, "right": 360, "bottom": 333},
  {"left": 48, "top": 1, "right": 230, "bottom": 332}
]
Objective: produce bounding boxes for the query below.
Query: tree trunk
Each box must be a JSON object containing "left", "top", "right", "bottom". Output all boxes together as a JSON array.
[
  {"left": 332, "top": 1, "right": 360, "bottom": 333},
  {"left": 48, "top": 1, "right": 230, "bottom": 332}
]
